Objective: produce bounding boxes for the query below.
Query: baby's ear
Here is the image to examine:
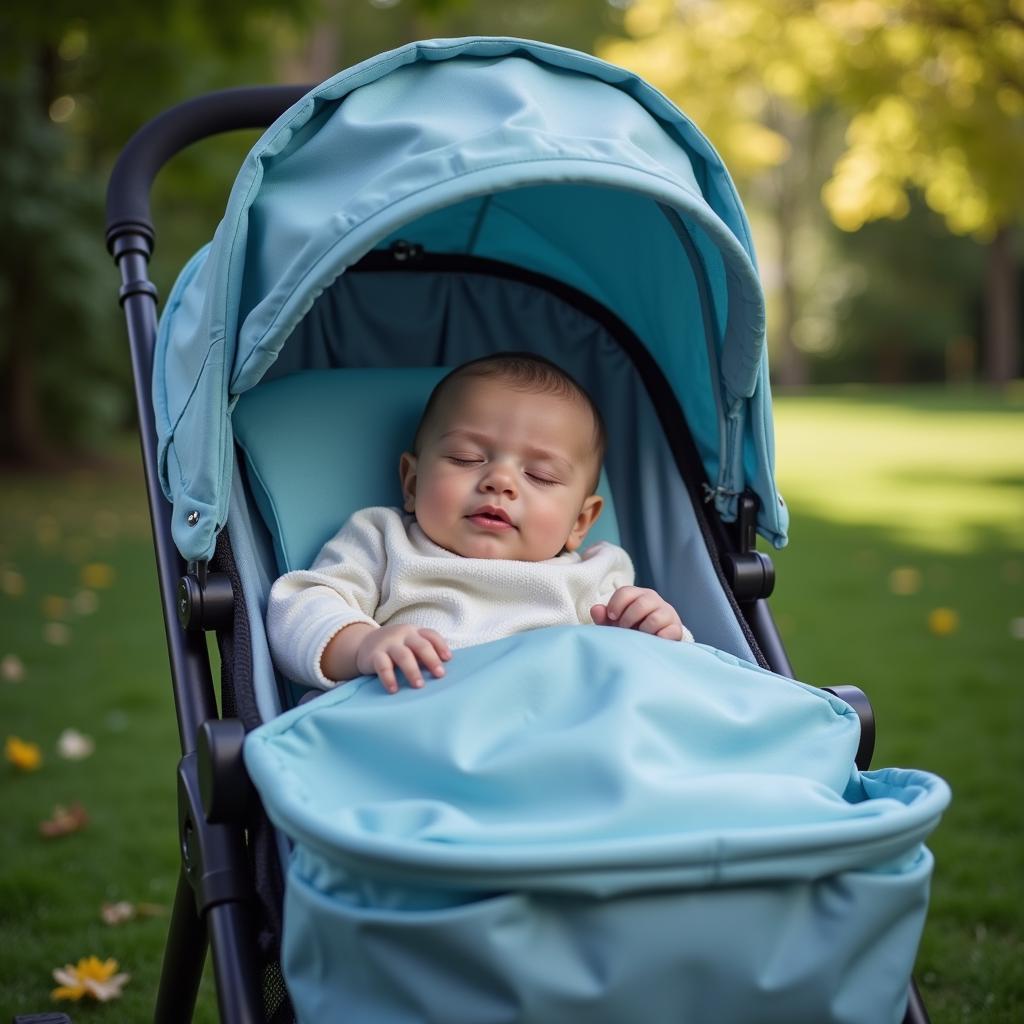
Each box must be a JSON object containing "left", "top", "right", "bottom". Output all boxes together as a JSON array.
[
  {"left": 399, "top": 452, "right": 417, "bottom": 512},
  {"left": 565, "top": 494, "right": 603, "bottom": 552}
]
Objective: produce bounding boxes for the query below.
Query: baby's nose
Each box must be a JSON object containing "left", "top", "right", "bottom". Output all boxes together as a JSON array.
[{"left": 481, "top": 464, "right": 517, "bottom": 495}]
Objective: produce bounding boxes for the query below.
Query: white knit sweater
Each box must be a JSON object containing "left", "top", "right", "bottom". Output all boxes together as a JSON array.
[{"left": 266, "top": 506, "right": 635, "bottom": 688}]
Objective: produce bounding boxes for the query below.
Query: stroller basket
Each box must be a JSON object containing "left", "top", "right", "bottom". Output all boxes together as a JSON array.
[{"left": 104, "top": 37, "right": 948, "bottom": 1024}]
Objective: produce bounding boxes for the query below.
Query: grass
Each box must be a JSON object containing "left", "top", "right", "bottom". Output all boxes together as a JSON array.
[
  {"left": 1, "top": 387, "right": 1022, "bottom": 1022},
  {"left": 768, "top": 386, "right": 1024, "bottom": 1024}
]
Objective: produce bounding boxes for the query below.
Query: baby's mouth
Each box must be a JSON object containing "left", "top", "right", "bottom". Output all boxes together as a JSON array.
[{"left": 466, "top": 507, "right": 516, "bottom": 530}]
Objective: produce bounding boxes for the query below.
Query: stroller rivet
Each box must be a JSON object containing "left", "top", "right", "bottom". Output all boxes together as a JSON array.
[{"left": 187, "top": 510, "right": 201, "bottom": 526}]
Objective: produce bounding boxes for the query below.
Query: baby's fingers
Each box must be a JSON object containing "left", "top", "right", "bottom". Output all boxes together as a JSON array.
[
  {"left": 616, "top": 592, "right": 661, "bottom": 630},
  {"left": 636, "top": 606, "right": 678, "bottom": 637},
  {"left": 372, "top": 652, "right": 399, "bottom": 694},
  {"left": 391, "top": 644, "right": 425, "bottom": 689},
  {"left": 417, "top": 629, "right": 452, "bottom": 665},
  {"left": 590, "top": 604, "right": 609, "bottom": 625},
  {"left": 410, "top": 633, "right": 446, "bottom": 679},
  {"left": 604, "top": 587, "right": 642, "bottom": 623}
]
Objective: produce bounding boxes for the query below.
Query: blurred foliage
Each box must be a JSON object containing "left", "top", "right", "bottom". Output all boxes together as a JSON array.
[
  {"left": 1, "top": 0, "right": 1018, "bottom": 463},
  {"left": 0, "top": 0, "right": 625, "bottom": 463},
  {"left": 819, "top": 198, "right": 987, "bottom": 382},
  {"left": 0, "top": 72, "right": 125, "bottom": 460},
  {"left": 0, "top": 1, "right": 319, "bottom": 463},
  {"left": 600, "top": 0, "right": 1022, "bottom": 386},
  {"left": 600, "top": 0, "right": 1024, "bottom": 238}
]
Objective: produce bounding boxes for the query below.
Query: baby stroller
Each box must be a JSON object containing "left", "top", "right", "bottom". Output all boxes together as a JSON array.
[{"left": 103, "top": 37, "right": 948, "bottom": 1024}]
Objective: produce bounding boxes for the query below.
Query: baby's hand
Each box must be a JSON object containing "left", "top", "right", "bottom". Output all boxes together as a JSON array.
[
  {"left": 356, "top": 624, "right": 451, "bottom": 694},
  {"left": 591, "top": 586, "right": 693, "bottom": 642}
]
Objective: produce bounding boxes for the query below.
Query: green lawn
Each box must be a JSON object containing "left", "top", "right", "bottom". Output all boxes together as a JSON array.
[{"left": 1, "top": 387, "right": 1022, "bottom": 1022}]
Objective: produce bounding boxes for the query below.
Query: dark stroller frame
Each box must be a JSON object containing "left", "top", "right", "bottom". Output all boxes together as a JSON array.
[{"left": 103, "top": 86, "right": 930, "bottom": 1024}]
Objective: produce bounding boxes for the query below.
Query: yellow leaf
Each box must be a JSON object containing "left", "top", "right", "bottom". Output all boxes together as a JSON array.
[
  {"left": 1, "top": 568, "right": 25, "bottom": 597},
  {"left": 5, "top": 735, "right": 42, "bottom": 771},
  {"left": 80, "top": 563, "right": 115, "bottom": 589},
  {"left": 928, "top": 608, "right": 959, "bottom": 636},
  {"left": 41, "top": 595, "right": 68, "bottom": 620}
]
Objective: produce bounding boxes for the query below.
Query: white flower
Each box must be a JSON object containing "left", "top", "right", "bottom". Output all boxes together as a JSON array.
[
  {"left": 57, "top": 728, "right": 95, "bottom": 761},
  {"left": 1, "top": 654, "right": 25, "bottom": 683}
]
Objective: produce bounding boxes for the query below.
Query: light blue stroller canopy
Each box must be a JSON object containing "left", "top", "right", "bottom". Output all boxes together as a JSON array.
[
  {"left": 155, "top": 36, "right": 786, "bottom": 567},
  {"left": 153, "top": 37, "right": 948, "bottom": 1024}
]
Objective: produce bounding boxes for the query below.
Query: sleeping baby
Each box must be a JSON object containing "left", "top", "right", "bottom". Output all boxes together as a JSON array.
[{"left": 266, "top": 352, "right": 693, "bottom": 693}]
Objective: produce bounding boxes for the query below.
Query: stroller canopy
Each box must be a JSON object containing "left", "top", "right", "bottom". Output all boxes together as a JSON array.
[{"left": 155, "top": 37, "right": 788, "bottom": 564}]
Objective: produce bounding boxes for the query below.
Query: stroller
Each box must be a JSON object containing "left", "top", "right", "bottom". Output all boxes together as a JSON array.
[{"left": 103, "top": 37, "right": 949, "bottom": 1024}]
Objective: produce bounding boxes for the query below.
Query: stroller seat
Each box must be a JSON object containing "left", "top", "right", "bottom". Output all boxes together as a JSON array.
[{"left": 230, "top": 359, "right": 947, "bottom": 1024}]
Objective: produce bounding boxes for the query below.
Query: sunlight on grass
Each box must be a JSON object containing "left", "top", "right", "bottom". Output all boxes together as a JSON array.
[{"left": 774, "top": 393, "right": 1024, "bottom": 553}]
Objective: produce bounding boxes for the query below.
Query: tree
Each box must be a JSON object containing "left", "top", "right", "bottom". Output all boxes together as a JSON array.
[
  {"left": 599, "top": 0, "right": 1024, "bottom": 386},
  {"left": 0, "top": 2, "right": 317, "bottom": 466}
]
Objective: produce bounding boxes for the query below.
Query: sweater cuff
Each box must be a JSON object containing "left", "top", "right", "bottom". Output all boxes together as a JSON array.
[{"left": 312, "top": 616, "right": 379, "bottom": 689}]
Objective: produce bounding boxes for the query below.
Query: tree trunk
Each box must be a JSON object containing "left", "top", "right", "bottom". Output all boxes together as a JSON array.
[
  {"left": 772, "top": 194, "right": 809, "bottom": 388},
  {"left": 983, "top": 223, "right": 1020, "bottom": 387},
  {"left": 764, "top": 100, "right": 810, "bottom": 389},
  {"left": 0, "top": 47, "right": 62, "bottom": 468}
]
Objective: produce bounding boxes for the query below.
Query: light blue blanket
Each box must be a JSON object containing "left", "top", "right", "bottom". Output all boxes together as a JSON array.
[{"left": 245, "top": 626, "right": 950, "bottom": 1023}]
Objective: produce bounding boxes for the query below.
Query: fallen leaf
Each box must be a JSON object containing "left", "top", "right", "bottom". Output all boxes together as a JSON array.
[
  {"left": 928, "top": 608, "right": 959, "bottom": 636},
  {"left": 2, "top": 654, "right": 25, "bottom": 683},
  {"left": 100, "top": 900, "right": 166, "bottom": 925},
  {"left": 1, "top": 568, "right": 25, "bottom": 597},
  {"left": 888, "top": 566, "right": 921, "bottom": 596},
  {"left": 40, "top": 802, "right": 89, "bottom": 838},
  {"left": 80, "top": 563, "right": 115, "bottom": 590},
  {"left": 43, "top": 622, "right": 71, "bottom": 647},
  {"left": 5, "top": 735, "right": 42, "bottom": 771},
  {"left": 71, "top": 590, "right": 98, "bottom": 615},
  {"left": 41, "top": 595, "right": 68, "bottom": 620},
  {"left": 1010, "top": 617, "right": 1024, "bottom": 641},
  {"left": 100, "top": 901, "right": 134, "bottom": 925}
]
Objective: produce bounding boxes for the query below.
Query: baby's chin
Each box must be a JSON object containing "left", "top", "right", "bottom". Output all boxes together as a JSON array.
[{"left": 420, "top": 522, "right": 563, "bottom": 561}]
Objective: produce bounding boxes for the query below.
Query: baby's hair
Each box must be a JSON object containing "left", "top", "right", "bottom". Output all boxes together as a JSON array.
[{"left": 414, "top": 352, "right": 607, "bottom": 489}]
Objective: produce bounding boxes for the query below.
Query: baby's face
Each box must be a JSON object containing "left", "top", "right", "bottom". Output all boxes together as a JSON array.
[{"left": 400, "top": 377, "right": 603, "bottom": 561}]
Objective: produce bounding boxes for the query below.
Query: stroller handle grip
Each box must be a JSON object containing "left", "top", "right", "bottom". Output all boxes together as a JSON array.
[{"left": 105, "top": 84, "right": 313, "bottom": 255}]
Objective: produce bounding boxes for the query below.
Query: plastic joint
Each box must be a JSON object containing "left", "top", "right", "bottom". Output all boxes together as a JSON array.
[
  {"left": 177, "top": 565, "right": 234, "bottom": 632},
  {"left": 118, "top": 278, "right": 160, "bottom": 306},
  {"left": 196, "top": 719, "right": 253, "bottom": 826},
  {"left": 723, "top": 492, "right": 775, "bottom": 602},
  {"left": 177, "top": 749, "right": 255, "bottom": 915}
]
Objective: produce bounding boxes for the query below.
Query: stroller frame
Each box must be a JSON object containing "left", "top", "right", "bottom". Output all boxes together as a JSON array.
[{"left": 104, "top": 85, "right": 928, "bottom": 1024}]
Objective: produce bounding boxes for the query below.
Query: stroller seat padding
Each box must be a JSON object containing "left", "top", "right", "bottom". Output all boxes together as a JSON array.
[{"left": 232, "top": 367, "right": 622, "bottom": 573}]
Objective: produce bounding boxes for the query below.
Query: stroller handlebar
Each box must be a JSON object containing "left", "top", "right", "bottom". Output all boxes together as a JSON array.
[{"left": 105, "top": 84, "right": 313, "bottom": 256}]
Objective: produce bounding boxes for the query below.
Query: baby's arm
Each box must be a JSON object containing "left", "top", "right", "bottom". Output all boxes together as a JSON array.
[
  {"left": 266, "top": 509, "right": 388, "bottom": 688},
  {"left": 591, "top": 587, "right": 693, "bottom": 642}
]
